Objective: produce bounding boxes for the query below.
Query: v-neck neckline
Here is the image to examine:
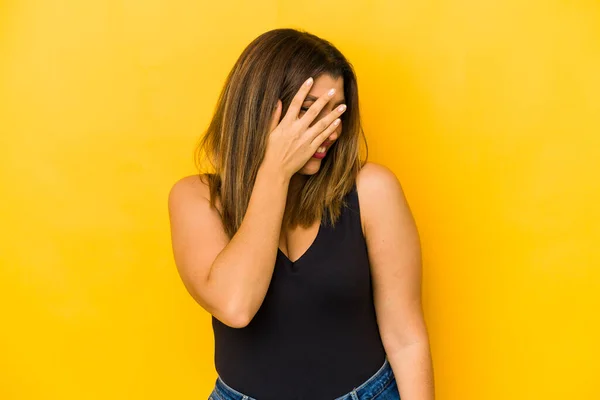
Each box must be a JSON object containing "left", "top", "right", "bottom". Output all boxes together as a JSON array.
[{"left": 277, "top": 215, "right": 325, "bottom": 266}]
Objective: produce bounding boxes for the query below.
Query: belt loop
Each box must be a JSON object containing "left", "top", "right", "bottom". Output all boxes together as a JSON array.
[
  {"left": 242, "top": 396, "right": 249, "bottom": 400},
  {"left": 350, "top": 389, "right": 360, "bottom": 400}
]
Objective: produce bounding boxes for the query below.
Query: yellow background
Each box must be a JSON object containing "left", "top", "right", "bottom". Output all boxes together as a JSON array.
[{"left": 1, "top": 1, "right": 598, "bottom": 399}]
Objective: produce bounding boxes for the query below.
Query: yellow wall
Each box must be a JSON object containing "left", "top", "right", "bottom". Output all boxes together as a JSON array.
[{"left": 1, "top": 1, "right": 598, "bottom": 399}]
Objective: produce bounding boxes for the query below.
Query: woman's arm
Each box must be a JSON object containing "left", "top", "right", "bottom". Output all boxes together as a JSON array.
[
  {"left": 168, "top": 79, "right": 346, "bottom": 329},
  {"left": 357, "top": 162, "right": 435, "bottom": 400},
  {"left": 168, "top": 164, "right": 289, "bottom": 328}
]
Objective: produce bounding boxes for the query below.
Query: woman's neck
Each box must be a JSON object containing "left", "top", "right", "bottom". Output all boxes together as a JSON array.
[
  {"left": 283, "top": 173, "right": 309, "bottom": 219},
  {"left": 289, "top": 173, "right": 308, "bottom": 194}
]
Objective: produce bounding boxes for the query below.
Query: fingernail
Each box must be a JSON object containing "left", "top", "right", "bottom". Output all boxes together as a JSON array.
[
  {"left": 333, "top": 119, "right": 341, "bottom": 126},
  {"left": 328, "top": 88, "right": 336, "bottom": 97},
  {"left": 305, "top": 77, "right": 314, "bottom": 86},
  {"left": 337, "top": 104, "right": 347, "bottom": 112}
]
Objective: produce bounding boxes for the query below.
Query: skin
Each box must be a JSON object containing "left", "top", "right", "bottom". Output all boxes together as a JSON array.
[
  {"left": 293, "top": 74, "right": 345, "bottom": 178},
  {"left": 290, "top": 74, "right": 435, "bottom": 399}
]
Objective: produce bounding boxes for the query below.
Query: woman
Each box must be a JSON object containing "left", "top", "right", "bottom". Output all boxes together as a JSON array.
[{"left": 168, "top": 29, "right": 434, "bottom": 400}]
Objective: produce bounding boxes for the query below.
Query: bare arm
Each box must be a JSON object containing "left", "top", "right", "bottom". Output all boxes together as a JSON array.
[
  {"left": 168, "top": 77, "right": 346, "bottom": 328},
  {"left": 358, "top": 162, "right": 435, "bottom": 399},
  {"left": 168, "top": 164, "right": 289, "bottom": 328}
]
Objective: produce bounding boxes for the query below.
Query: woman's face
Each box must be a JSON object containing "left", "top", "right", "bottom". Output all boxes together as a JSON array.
[{"left": 295, "top": 74, "right": 345, "bottom": 176}]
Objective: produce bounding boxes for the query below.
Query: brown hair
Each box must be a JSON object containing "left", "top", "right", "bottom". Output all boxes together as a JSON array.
[{"left": 195, "top": 28, "right": 368, "bottom": 239}]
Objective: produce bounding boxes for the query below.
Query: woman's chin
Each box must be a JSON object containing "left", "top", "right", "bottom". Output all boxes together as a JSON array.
[{"left": 298, "top": 158, "right": 322, "bottom": 175}]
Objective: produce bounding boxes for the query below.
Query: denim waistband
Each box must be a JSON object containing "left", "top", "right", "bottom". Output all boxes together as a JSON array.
[
  {"left": 212, "top": 357, "right": 393, "bottom": 400},
  {"left": 213, "top": 376, "right": 252, "bottom": 400},
  {"left": 335, "top": 357, "right": 394, "bottom": 400}
]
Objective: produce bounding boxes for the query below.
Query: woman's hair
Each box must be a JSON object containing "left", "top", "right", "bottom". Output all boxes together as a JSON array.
[{"left": 195, "top": 28, "right": 368, "bottom": 239}]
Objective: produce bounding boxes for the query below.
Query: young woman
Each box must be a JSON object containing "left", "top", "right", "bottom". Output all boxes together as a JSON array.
[{"left": 168, "top": 28, "right": 434, "bottom": 400}]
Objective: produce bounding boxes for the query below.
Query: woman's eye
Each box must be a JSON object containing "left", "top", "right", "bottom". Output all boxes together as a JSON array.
[{"left": 300, "top": 107, "right": 309, "bottom": 112}]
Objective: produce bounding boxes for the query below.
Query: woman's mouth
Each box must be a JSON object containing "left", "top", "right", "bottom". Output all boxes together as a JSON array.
[
  {"left": 312, "top": 143, "right": 331, "bottom": 159},
  {"left": 313, "top": 141, "right": 333, "bottom": 160}
]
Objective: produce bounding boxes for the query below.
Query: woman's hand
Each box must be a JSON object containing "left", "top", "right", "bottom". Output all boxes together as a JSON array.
[{"left": 262, "top": 77, "right": 347, "bottom": 180}]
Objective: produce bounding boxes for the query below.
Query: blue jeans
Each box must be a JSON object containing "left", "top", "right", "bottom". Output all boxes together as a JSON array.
[{"left": 208, "top": 357, "right": 400, "bottom": 400}]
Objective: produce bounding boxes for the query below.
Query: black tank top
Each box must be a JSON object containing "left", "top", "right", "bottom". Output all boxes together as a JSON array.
[{"left": 212, "top": 182, "right": 386, "bottom": 399}]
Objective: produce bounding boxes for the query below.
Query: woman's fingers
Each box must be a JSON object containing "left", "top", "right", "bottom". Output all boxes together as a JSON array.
[
  {"left": 311, "top": 117, "right": 341, "bottom": 148},
  {"left": 268, "top": 100, "right": 282, "bottom": 133},
  {"left": 307, "top": 103, "right": 346, "bottom": 140},
  {"left": 284, "top": 77, "right": 314, "bottom": 122},
  {"left": 299, "top": 88, "right": 337, "bottom": 128}
]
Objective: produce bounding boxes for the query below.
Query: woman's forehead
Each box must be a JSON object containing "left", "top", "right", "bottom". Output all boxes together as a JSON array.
[{"left": 306, "top": 75, "right": 345, "bottom": 101}]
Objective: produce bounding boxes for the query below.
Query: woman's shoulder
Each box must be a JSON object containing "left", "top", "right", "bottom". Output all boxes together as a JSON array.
[
  {"left": 356, "top": 161, "right": 401, "bottom": 195},
  {"left": 355, "top": 161, "right": 408, "bottom": 234},
  {"left": 168, "top": 173, "right": 223, "bottom": 213},
  {"left": 169, "top": 174, "right": 211, "bottom": 200}
]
